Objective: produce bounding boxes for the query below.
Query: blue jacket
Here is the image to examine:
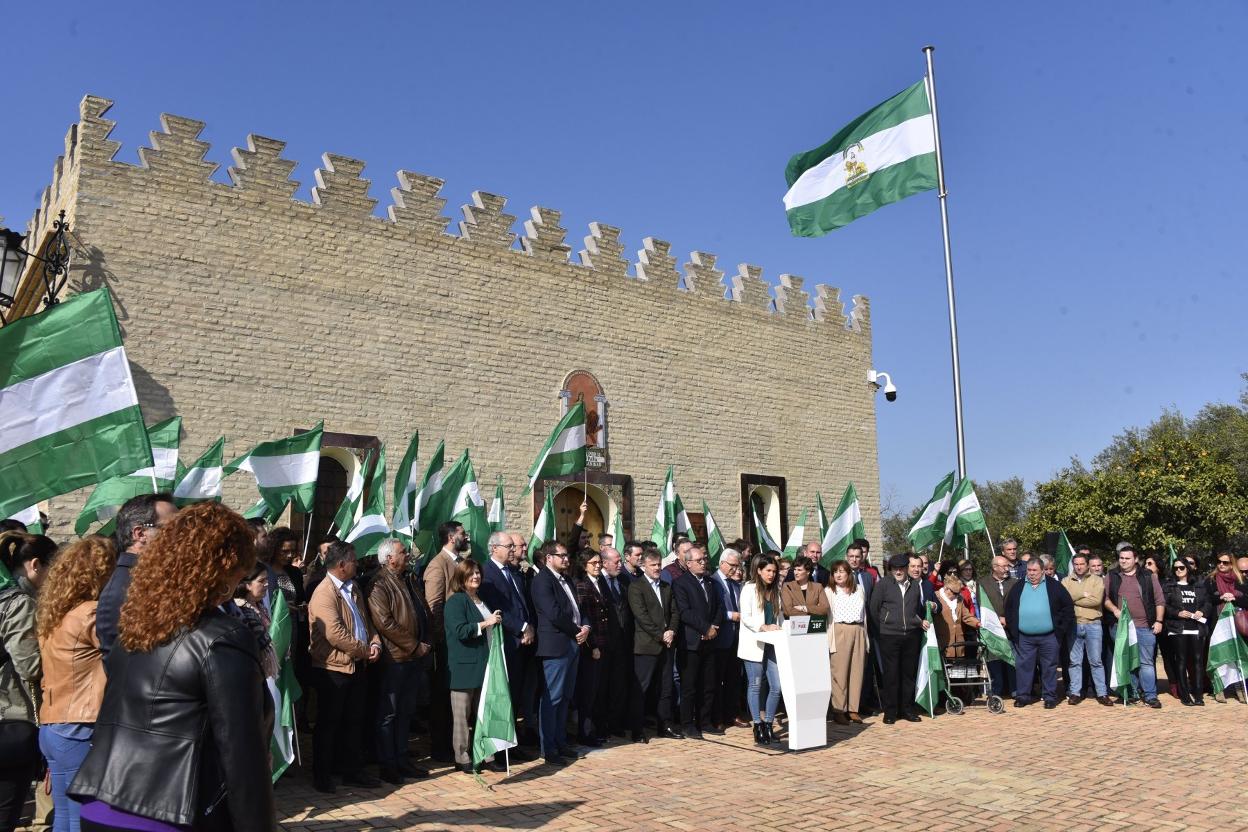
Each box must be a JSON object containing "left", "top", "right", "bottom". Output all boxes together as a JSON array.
[
  {"left": 530, "top": 567, "right": 582, "bottom": 658},
  {"left": 710, "top": 572, "right": 741, "bottom": 650},
  {"left": 478, "top": 558, "right": 530, "bottom": 653},
  {"left": 97, "top": 551, "right": 138, "bottom": 658}
]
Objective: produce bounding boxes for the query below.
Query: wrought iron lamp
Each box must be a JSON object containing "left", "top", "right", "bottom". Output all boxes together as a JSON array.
[{"left": 0, "top": 209, "right": 72, "bottom": 325}]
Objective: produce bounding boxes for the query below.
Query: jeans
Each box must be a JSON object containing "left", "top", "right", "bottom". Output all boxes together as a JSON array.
[
  {"left": 1134, "top": 626, "right": 1158, "bottom": 700},
  {"left": 987, "top": 659, "right": 1017, "bottom": 698},
  {"left": 539, "top": 639, "right": 579, "bottom": 757},
  {"left": 376, "top": 660, "right": 425, "bottom": 769},
  {"left": 1067, "top": 622, "right": 1107, "bottom": 697},
  {"left": 744, "top": 646, "right": 781, "bottom": 722},
  {"left": 1014, "top": 632, "right": 1059, "bottom": 703},
  {"left": 39, "top": 725, "right": 92, "bottom": 832}
]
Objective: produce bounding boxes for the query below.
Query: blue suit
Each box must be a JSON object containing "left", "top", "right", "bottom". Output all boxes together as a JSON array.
[
  {"left": 531, "top": 566, "right": 582, "bottom": 756},
  {"left": 479, "top": 558, "right": 530, "bottom": 654}
]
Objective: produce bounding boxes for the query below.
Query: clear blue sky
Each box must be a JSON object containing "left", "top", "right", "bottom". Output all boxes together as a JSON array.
[{"left": 4, "top": 2, "right": 1246, "bottom": 511}]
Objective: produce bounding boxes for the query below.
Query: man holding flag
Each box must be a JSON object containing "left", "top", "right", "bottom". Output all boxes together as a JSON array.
[{"left": 1104, "top": 546, "right": 1165, "bottom": 708}]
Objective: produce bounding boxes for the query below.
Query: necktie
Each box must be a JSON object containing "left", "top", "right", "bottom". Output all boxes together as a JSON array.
[
  {"left": 699, "top": 577, "right": 709, "bottom": 602},
  {"left": 607, "top": 576, "right": 619, "bottom": 604}
]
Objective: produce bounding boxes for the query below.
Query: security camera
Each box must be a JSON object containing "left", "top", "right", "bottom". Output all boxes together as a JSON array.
[{"left": 867, "top": 369, "right": 898, "bottom": 402}]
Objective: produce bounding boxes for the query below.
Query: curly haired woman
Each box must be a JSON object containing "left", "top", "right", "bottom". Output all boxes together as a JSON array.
[{"left": 69, "top": 503, "right": 275, "bottom": 832}]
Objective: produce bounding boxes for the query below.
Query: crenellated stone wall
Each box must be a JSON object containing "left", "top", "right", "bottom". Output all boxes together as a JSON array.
[{"left": 27, "top": 94, "right": 881, "bottom": 545}]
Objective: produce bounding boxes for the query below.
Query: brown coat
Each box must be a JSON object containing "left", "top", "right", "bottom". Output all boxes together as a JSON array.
[
  {"left": 780, "top": 581, "right": 831, "bottom": 619},
  {"left": 38, "top": 601, "right": 106, "bottom": 725},
  {"left": 423, "top": 549, "right": 461, "bottom": 637},
  {"left": 308, "top": 575, "right": 380, "bottom": 674},
  {"left": 368, "top": 567, "right": 426, "bottom": 662},
  {"left": 933, "top": 591, "right": 980, "bottom": 657}
]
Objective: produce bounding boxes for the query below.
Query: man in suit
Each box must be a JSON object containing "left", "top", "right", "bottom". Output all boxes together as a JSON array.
[
  {"left": 710, "top": 549, "right": 746, "bottom": 730},
  {"left": 785, "top": 542, "right": 830, "bottom": 585},
  {"left": 982, "top": 554, "right": 1019, "bottom": 699},
  {"left": 530, "top": 541, "right": 589, "bottom": 765},
  {"left": 672, "top": 543, "right": 725, "bottom": 738},
  {"left": 596, "top": 546, "right": 633, "bottom": 737},
  {"left": 422, "top": 520, "right": 469, "bottom": 761},
  {"left": 508, "top": 531, "right": 542, "bottom": 747},
  {"left": 479, "top": 531, "right": 537, "bottom": 758},
  {"left": 627, "top": 550, "right": 682, "bottom": 741}
]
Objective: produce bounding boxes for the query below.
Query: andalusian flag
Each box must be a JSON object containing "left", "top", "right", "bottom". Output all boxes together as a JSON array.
[
  {"left": 815, "top": 492, "right": 830, "bottom": 548},
  {"left": 702, "top": 501, "right": 725, "bottom": 565},
  {"left": 406, "top": 440, "right": 446, "bottom": 555},
  {"left": 752, "top": 503, "right": 780, "bottom": 554},
  {"left": 172, "top": 437, "right": 224, "bottom": 506},
  {"left": 243, "top": 497, "right": 284, "bottom": 524},
  {"left": 266, "top": 589, "right": 301, "bottom": 782},
  {"left": 782, "top": 508, "right": 808, "bottom": 558},
  {"left": 1108, "top": 606, "right": 1140, "bottom": 701},
  {"left": 0, "top": 289, "right": 154, "bottom": 519},
  {"left": 650, "top": 466, "right": 676, "bottom": 555},
  {"left": 674, "top": 493, "right": 696, "bottom": 542},
  {"left": 610, "top": 507, "right": 626, "bottom": 555},
  {"left": 907, "top": 472, "right": 954, "bottom": 552},
  {"left": 330, "top": 448, "right": 371, "bottom": 537},
  {"left": 820, "top": 484, "right": 865, "bottom": 567},
  {"left": 523, "top": 402, "right": 586, "bottom": 494},
  {"left": 443, "top": 451, "right": 490, "bottom": 561},
  {"left": 943, "top": 477, "right": 986, "bottom": 546},
  {"left": 783, "top": 79, "right": 936, "bottom": 236},
  {"left": 527, "top": 488, "right": 557, "bottom": 562},
  {"left": 914, "top": 603, "right": 948, "bottom": 717},
  {"left": 976, "top": 584, "right": 1015, "bottom": 667},
  {"left": 5, "top": 505, "right": 43, "bottom": 535},
  {"left": 390, "top": 431, "right": 420, "bottom": 536},
  {"left": 225, "top": 423, "right": 323, "bottom": 514},
  {"left": 1207, "top": 601, "right": 1247, "bottom": 695},
  {"left": 75, "top": 416, "right": 182, "bottom": 535},
  {"left": 344, "top": 445, "right": 390, "bottom": 556},
  {"left": 1053, "top": 529, "right": 1076, "bottom": 576},
  {"left": 488, "top": 476, "right": 506, "bottom": 533},
  {"left": 472, "top": 627, "right": 517, "bottom": 768}
]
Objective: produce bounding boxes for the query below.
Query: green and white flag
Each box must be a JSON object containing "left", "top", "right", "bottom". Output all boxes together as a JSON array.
[
  {"left": 674, "top": 492, "right": 696, "bottom": 543},
  {"left": 815, "top": 492, "right": 830, "bottom": 549},
  {"left": 820, "top": 483, "right": 865, "bottom": 567},
  {"left": 783, "top": 79, "right": 937, "bottom": 236},
  {"left": 389, "top": 431, "right": 420, "bottom": 537},
  {"left": 243, "top": 497, "right": 285, "bottom": 524},
  {"left": 1207, "top": 601, "right": 1247, "bottom": 695},
  {"left": 225, "top": 423, "right": 323, "bottom": 515},
  {"left": 1053, "top": 529, "right": 1076, "bottom": 576},
  {"left": 345, "top": 445, "right": 390, "bottom": 557},
  {"left": 1108, "top": 604, "right": 1140, "bottom": 700},
  {"left": 172, "top": 437, "right": 224, "bottom": 506},
  {"left": 650, "top": 466, "right": 676, "bottom": 555},
  {"left": 610, "top": 506, "right": 626, "bottom": 554},
  {"left": 752, "top": 503, "right": 781, "bottom": 554},
  {"left": 702, "top": 501, "right": 725, "bottom": 565},
  {"left": 914, "top": 603, "right": 948, "bottom": 717},
  {"left": 5, "top": 505, "right": 43, "bottom": 536},
  {"left": 782, "top": 508, "right": 808, "bottom": 558},
  {"left": 472, "top": 627, "right": 517, "bottom": 768},
  {"left": 406, "top": 440, "right": 446, "bottom": 555},
  {"left": 0, "top": 289, "right": 154, "bottom": 520},
  {"left": 488, "top": 476, "right": 506, "bottom": 533},
  {"left": 330, "top": 448, "right": 371, "bottom": 537},
  {"left": 527, "top": 488, "right": 557, "bottom": 563},
  {"left": 976, "top": 584, "right": 1015, "bottom": 667},
  {"left": 907, "top": 472, "right": 955, "bottom": 552},
  {"left": 943, "top": 477, "right": 986, "bottom": 546},
  {"left": 75, "top": 416, "right": 183, "bottom": 535},
  {"left": 523, "top": 402, "right": 586, "bottom": 494},
  {"left": 444, "top": 451, "right": 490, "bottom": 561},
  {"left": 266, "top": 589, "right": 301, "bottom": 782}
]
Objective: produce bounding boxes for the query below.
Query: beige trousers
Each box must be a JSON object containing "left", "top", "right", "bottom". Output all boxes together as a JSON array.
[
  {"left": 830, "top": 622, "right": 867, "bottom": 713},
  {"left": 450, "top": 688, "right": 482, "bottom": 765}
]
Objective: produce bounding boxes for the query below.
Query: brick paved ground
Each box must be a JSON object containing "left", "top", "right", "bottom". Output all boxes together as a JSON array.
[{"left": 274, "top": 697, "right": 1248, "bottom": 832}]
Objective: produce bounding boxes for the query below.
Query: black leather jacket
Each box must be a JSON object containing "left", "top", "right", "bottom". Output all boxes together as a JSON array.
[{"left": 70, "top": 608, "right": 276, "bottom": 832}]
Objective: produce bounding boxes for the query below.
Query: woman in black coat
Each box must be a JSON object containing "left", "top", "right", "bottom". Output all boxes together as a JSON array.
[{"left": 1162, "top": 560, "right": 1214, "bottom": 706}]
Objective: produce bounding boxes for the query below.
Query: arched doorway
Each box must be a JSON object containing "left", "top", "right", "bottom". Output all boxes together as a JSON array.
[{"left": 554, "top": 484, "right": 605, "bottom": 549}]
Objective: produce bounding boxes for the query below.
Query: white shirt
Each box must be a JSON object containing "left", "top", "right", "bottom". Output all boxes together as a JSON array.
[
  {"left": 328, "top": 572, "right": 368, "bottom": 645},
  {"left": 548, "top": 566, "right": 585, "bottom": 628},
  {"left": 829, "top": 585, "right": 865, "bottom": 624},
  {"left": 473, "top": 598, "right": 493, "bottom": 638},
  {"left": 650, "top": 577, "right": 664, "bottom": 607}
]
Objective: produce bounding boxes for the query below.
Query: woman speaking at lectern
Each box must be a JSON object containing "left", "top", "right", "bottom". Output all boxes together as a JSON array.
[{"left": 738, "top": 556, "right": 784, "bottom": 745}]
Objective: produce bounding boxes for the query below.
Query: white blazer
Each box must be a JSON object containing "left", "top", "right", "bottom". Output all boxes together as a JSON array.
[{"left": 737, "top": 583, "right": 785, "bottom": 662}]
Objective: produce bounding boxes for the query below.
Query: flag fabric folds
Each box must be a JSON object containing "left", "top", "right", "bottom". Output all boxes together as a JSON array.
[
  {"left": 1207, "top": 602, "right": 1247, "bottom": 695},
  {"left": 527, "top": 488, "right": 557, "bottom": 562},
  {"left": 404, "top": 440, "right": 446, "bottom": 555},
  {"left": 330, "top": 448, "right": 371, "bottom": 537},
  {"left": 820, "top": 484, "right": 865, "bottom": 567},
  {"left": 267, "top": 590, "right": 301, "bottom": 782},
  {"left": 783, "top": 79, "right": 937, "bottom": 237},
  {"left": 752, "top": 503, "right": 780, "bottom": 554},
  {"left": 673, "top": 493, "right": 696, "bottom": 543},
  {"left": 444, "top": 451, "right": 490, "bottom": 561},
  {"left": 172, "top": 437, "right": 224, "bottom": 506},
  {"left": 914, "top": 603, "right": 948, "bottom": 717},
  {"left": 782, "top": 508, "right": 808, "bottom": 558},
  {"left": 75, "top": 416, "right": 183, "bottom": 535},
  {"left": 0, "top": 289, "right": 154, "bottom": 520},
  {"left": 390, "top": 431, "right": 420, "bottom": 537},
  {"left": 488, "top": 476, "right": 506, "bottom": 533},
  {"left": 907, "top": 472, "right": 954, "bottom": 552},
  {"left": 1053, "top": 529, "right": 1076, "bottom": 576},
  {"left": 1108, "top": 608, "right": 1140, "bottom": 701},
  {"left": 702, "top": 501, "right": 725, "bottom": 566},
  {"left": 610, "top": 507, "right": 626, "bottom": 557},
  {"left": 344, "top": 445, "right": 390, "bottom": 557},
  {"left": 5, "top": 505, "right": 43, "bottom": 535},
  {"left": 651, "top": 466, "right": 676, "bottom": 555},
  {"left": 815, "top": 492, "right": 830, "bottom": 550},
  {"left": 226, "top": 423, "right": 323, "bottom": 515},
  {"left": 472, "top": 626, "right": 517, "bottom": 768},
  {"left": 943, "top": 477, "right": 986, "bottom": 546},
  {"left": 975, "top": 584, "right": 1015, "bottom": 667},
  {"left": 523, "top": 402, "right": 586, "bottom": 495}
]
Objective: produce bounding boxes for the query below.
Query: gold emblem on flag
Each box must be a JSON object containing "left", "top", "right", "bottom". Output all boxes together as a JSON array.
[{"left": 843, "top": 142, "right": 869, "bottom": 188}]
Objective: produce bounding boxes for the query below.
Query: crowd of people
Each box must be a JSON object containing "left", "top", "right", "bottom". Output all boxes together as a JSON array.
[{"left": 1, "top": 496, "right": 1246, "bottom": 832}]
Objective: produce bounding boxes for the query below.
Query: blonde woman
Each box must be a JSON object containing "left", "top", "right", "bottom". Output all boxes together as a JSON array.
[{"left": 824, "top": 560, "right": 867, "bottom": 725}]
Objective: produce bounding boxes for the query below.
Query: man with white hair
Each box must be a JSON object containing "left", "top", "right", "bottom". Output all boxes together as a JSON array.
[
  {"left": 479, "top": 530, "right": 537, "bottom": 756},
  {"left": 368, "top": 538, "right": 432, "bottom": 783},
  {"left": 596, "top": 546, "right": 632, "bottom": 736},
  {"left": 710, "top": 548, "right": 747, "bottom": 730}
]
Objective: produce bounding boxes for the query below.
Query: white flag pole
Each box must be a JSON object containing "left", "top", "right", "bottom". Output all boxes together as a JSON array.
[{"left": 923, "top": 45, "right": 968, "bottom": 482}]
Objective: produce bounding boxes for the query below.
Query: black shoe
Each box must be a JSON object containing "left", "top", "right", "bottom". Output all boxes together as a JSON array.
[
  {"left": 558, "top": 745, "right": 584, "bottom": 758},
  {"left": 631, "top": 732, "right": 649, "bottom": 744},
  {"left": 703, "top": 724, "right": 725, "bottom": 735},
  {"left": 508, "top": 747, "right": 536, "bottom": 762},
  {"left": 1193, "top": 697, "right": 1206, "bottom": 706},
  {"left": 342, "top": 771, "right": 380, "bottom": 788},
  {"left": 455, "top": 762, "right": 474, "bottom": 774},
  {"left": 611, "top": 729, "right": 627, "bottom": 738},
  {"left": 752, "top": 723, "right": 764, "bottom": 744},
  {"left": 379, "top": 767, "right": 404, "bottom": 785},
  {"left": 1182, "top": 698, "right": 1196, "bottom": 707},
  {"left": 763, "top": 722, "right": 778, "bottom": 743},
  {"left": 398, "top": 761, "right": 430, "bottom": 779},
  {"left": 882, "top": 715, "right": 897, "bottom": 725},
  {"left": 1043, "top": 700, "right": 1058, "bottom": 710},
  {"left": 659, "top": 726, "right": 684, "bottom": 740},
  {"left": 542, "top": 754, "right": 569, "bottom": 767},
  {"left": 1145, "top": 698, "right": 1162, "bottom": 709},
  {"left": 684, "top": 725, "right": 704, "bottom": 740},
  {"left": 313, "top": 777, "right": 336, "bottom": 794},
  {"left": 577, "top": 735, "right": 604, "bottom": 748},
  {"left": 485, "top": 758, "right": 507, "bottom": 773},
  {"left": 1013, "top": 698, "right": 1031, "bottom": 709},
  {"left": 1067, "top": 695, "right": 1082, "bottom": 705},
  {"left": 1096, "top": 695, "right": 1113, "bottom": 706},
  {"left": 902, "top": 713, "right": 922, "bottom": 722}
]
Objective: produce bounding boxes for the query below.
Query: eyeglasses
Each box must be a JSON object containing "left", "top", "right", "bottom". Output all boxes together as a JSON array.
[
  {"left": 1218, "top": 559, "right": 1232, "bottom": 565},
  {"left": 1174, "top": 565, "right": 1188, "bottom": 571},
  {"left": 493, "top": 543, "right": 516, "bottom": 550}
]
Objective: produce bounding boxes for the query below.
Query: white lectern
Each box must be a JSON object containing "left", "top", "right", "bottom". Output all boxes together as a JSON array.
[{"left": 756, "top": 619, "right": 832, "bottom": 751}]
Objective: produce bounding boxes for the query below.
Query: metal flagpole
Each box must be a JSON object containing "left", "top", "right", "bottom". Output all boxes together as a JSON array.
[{"left": 923, "top": 45, "right": 968, "bottom": 482}]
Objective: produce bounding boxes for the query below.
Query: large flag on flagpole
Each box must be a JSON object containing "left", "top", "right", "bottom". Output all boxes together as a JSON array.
[
  {"left": 943, "top": 477, "right": 986, "bottom": 546},
  {"left": 225, "top": 423, "right": 323, "bottom": 515},
  {"left": 523, "top": 402, "right": 586, "bottom": 495},
  {"left": 172, "top": 437, "right": 224, "bottom": 507},
  {"left": 782, "top": 508, "right": 808, "bottom": 558},
  {"left": 673, "top": 493, "right": 696, "bottom": 543},
  {"left": 975, "top": 584, "right": 1015, "bottom": 667},
  {"left": 1108, "top": 607, "right": 1140, "bottom": 701},
  {"left": 1053, "top": 529, "right": 1076, "bottom": 576},
  {"left": 610, "top": 506, "right": 626, "bottom": 555},
  {"left": 266, "top": 589, "right": 301, "bottom": 782},
  {"left": 650, "top": 466, "right": 676, "bottom": 556},
  {"left": 406, "top": 440, "right": 446, "bottom": 555},
  {"left": 914, "top": 603, "right": 948, "bottom": 717},
  {"left": 344, "top": 445, "right": 390, "bottom": 556},
  {"left": 820, "top": 484, "right": 866, "bottom": 568},
  {"left": 783, "top": 79, "right": 937, "bottom": 237},
  {"left": 907, "top": 472, "right": 955, "bottom": 551},
  {"left": 75, "top": 416, "right": 182, "bottom": 535},
  {"left": 527, "top": 488, "right": 557, "bottom": 563},
  {"left": 1207, "top": 601, "right": 1247, "bottom": 696},
  {"left": 488, "top": 476, "right": 506, "bottom": 533},
  {"left": 389, "top": 431, "right": 420, "bottom": 537},
  {"left": 330, "top": 448, "right": 371, "bottom": 537},
  {"left": 702, "top": 501, "right": 725, "bottom": 566},
  {"left": 472, "top": 626, "right": 517, "bottom": 769},
  {"left": 751, "top": 503, "right": 780, "bottom": 554},
  {"left": 445, "top": 451, "right": 490, "bottom": 561},
  {"left": 815, "top": 492, "right": 830, "bottom": 550},
  {"left": 0, "top": 289, "right": 154, "bottom": 520}
]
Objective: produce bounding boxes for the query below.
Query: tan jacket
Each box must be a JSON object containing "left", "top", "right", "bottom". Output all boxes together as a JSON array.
[
  {"left": 934, "top": 591, "right": 980, "bottom": 658},
  {"left": 368, "top": 567, "right": 426, "bottom": 662},
  {"left": 39, "top": 601, "right": 106, "bottom": 725},
  {"left": 308, "top": 574, "right": 380, "bottom": 674},
  {"left": 423, "top": 549, "right": 461, "bottom": 637},
  {"left": 1061, "top": 573, "right": 1104, "bottom": 624},
  {"left": 780, "top": 581, "right": 831, "bottom": 619}
]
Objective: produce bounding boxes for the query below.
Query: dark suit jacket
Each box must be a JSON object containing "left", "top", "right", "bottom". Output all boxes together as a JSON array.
[
  {"left": 710, "top": 573, "right": 740, "bottom": 650},
  {"left": 597, "top": 572, "right": 632, "bottom": 650},
  {"left": 576, "top": 576, "right": 610, "bottom": 651},
  {"left": 1004, "top": 576, "right": 1076, "bottom": 646},
  {"left": 531, "top": 566, "right": 582, "bottom": 658},
  {"left": 627, "top": 577, "right": 680, "bottom": 656},
  {"left": 855, "top": 568, "right": 876, "bottom": 606},
  {"left": 672, "top": 572, "right": 725, "bottom": 651},
  {"left": 479, "top": 558, "right": 530, "bottom": 652}
]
